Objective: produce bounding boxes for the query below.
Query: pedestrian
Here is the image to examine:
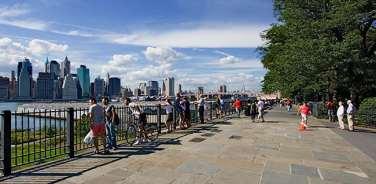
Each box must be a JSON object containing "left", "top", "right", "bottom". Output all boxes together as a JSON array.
[
  {"left": 250, "top": 100, "right": 257, "bottom": 122},
  {"left": 257, "top": 99, "right": 265, "bottom": 122},
  {"left": 219, "top": 96, "right": 225, "bottom": 118},
  {"left": 326, "top": 99, "right": 335, "bottom": 122},
  {"left": 286, "top": 99, "right": 292, "bottom": 112},
  {"left": 129, "top": 102, "right": 149, "bottom": 144},
  {"left": 197, "top": 95, "right": 206, "bottom": 123},
  {"left": 102, "top": 97, "right": 117, "bottom": 150},
  {"left": 298, "top": 102, "right": 311, "bottom": 128},
  {"left": 233, "top": 98, "right": 241, "bottom": 117},
  {"left": 164, "top": 98, "right": 174, "bottom": 133},
  {"left": 88, "top": 97, "right": 109, "bottom": 154},
  {"left": 215, "top": 96, "right": 221, "bottom": 118},
  {"left": 183, "top": 97, "right": 191, "bottom": 128},
  {"left": 337, "top": 101, "right": 345, "bottom": 130},
  {"left": 346, "top": 100, "right": 356, "bottom": 131},
  {"left": 175, "top": 93, "right": 184, "bottom": 129}
]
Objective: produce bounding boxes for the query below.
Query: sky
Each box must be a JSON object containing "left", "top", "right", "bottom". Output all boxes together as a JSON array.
[{"left": 0, "top": 0, "right": 276, "bottom": 92}]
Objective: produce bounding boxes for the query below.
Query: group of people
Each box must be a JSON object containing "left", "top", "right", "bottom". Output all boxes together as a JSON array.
[{"left": 164, "top": 93, "right": 194, "bottom": 133}]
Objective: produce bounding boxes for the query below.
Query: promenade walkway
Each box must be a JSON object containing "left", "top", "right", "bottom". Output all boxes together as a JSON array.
[{"left": 1, "top": 107, "right": 376, "bottom": 184}]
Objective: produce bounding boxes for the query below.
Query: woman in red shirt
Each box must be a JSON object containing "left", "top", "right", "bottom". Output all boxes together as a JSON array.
[
  {"left": 233, "top": 99, "right": 242, "bottom": 117},
  {"left": 298, "top": 102, "right": 311, "bottom": 128}
]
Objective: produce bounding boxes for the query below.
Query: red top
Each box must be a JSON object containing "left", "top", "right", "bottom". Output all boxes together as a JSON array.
[
  {"left": 326, "top": 101, "right": 334, "bottom": 110},
  {"left": 299, "top": 105, "right": 311, "bottom": 115},
  {"left": 234, "top": 100, "right": 241, "bottom": 108}
]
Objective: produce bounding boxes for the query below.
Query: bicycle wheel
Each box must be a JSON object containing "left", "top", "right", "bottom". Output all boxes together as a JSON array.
[
  {"left": 147, "top": 124, "right": 159, "bottom": 141},
  {"left": 125, "top": 124, "right": 138, "bottom": 145}
]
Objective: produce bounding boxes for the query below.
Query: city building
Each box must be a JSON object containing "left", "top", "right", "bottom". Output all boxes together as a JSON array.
[
  {"left": 219, "top": 85, "right": 227, "bottom": 93},
  {"left": 9, "top": 71, "right": 16, "bottom": 98},
  {"left": 139, "top": 82, "right": 147, "bottom": 95},
  {"left": 47, "top": 60, "right": 61, "bottom": 79},
  {"left": 163, "top": 77, "right": 175, "bottom": 97},
  {"left": 77, "top": 65, "right": 90, "bottom": 98},
  {"left": 0, "top": 76, "right": 10, "bottom": 100},
  {"left": 60, "top": 56, "right": 71, "bottom": 78},
  {"left": 109, "top": 77, "right": 121, "bottom": 98},
  {"left": 178, "top": 84, "right": 182, "bottom": 94},
  {"left": 36, "top": 72, "right": 54, "bottom": 99},
  {"left": 94, "top": 76, "right": 105, "bottom": 99},
  {"left": 198, "top": 87, "right": 204, "bottom": 96},
  {"left": 54, "top": 78, "right": 64, "bottom": 99},
  {"left": 62, "top": 74, "right": 78, "bottom": 100},
  {"left": 147, "top": 80, "right": 158, "bottom": 96},
  {"left": 90, "top": 82, "right": 95, "bottom": 97},
  {"left": 161, "top": 80, "right": 166, "bottom": 96},
  {"left": 18, "top": 62, "right": 32, "bottom": 99},
  {"left": 17, "top": 58, "right": 32, "bottom": 97},
  {"left": 122, "top": 87, "right": 133, "bottom": 98},
  {"left": 133, "top": 88, "right": 141, "bottom": 97}
]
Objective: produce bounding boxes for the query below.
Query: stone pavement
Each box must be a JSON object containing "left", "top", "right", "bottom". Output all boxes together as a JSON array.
[{"left": 1, "top": 107, "right": 376, "bottom": 184}]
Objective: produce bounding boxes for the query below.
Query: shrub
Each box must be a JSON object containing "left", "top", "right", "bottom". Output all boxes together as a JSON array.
[{"left": 357, "top": 97, "right": 376, "bottom": 126}]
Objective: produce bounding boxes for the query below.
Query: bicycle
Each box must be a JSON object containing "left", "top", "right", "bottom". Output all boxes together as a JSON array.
[{"left": 125, "top": 114, "right": 159, "bottom": 145}]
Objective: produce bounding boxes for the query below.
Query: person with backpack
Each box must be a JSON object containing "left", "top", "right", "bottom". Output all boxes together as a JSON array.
[{"left": 102, "top": 97, "right": 118, "bottom": 150}]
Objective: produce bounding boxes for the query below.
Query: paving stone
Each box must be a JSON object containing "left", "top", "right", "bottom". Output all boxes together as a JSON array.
[
  {"left": 264, "top": 160, "right": 291, "bottom": 174},
  {"left": 171, "top": 173, "right": 210, "bottom": 184},
  {"left": 176, "top": 159, "right": 221, "bottom": 176},
  {"left": 319, "top": 168, "right": 372, "bottom": 184},
  {"left": 313, "top": 151, "right": 351, "bottom": 164},
  {"left": 261, "top": 171, "right": 309, "bottom": 184},
  {"left": 291, "top": 164, "right": 320, "bottom": 178}
]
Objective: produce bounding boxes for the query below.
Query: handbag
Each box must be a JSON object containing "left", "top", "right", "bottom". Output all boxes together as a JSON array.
[{"left": 83, "top": 130, "right": 94, "bottom": 144}]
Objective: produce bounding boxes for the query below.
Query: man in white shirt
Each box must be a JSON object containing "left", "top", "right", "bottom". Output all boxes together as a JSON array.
[
  {"left": 257, "top": 100, "right": 265, "bottom": 122},
  {"left": 346, "top": 100, "right": 355, "bottom": 131},
  {"left": 337, "top": 101, "right": 345, "bottom": 130}
]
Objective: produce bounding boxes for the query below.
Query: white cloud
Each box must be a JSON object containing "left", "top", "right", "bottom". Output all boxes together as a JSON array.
[
  {"left": 106, "top": 24, "right": 267, "bottom": 48},
  {"left": 218, "top": 55, "right": 241, "bottom": 65},
  {"left": 0, "top": 4, "right": 48, "bottom": 31},
  {"left": 143, "top": 46, "right": 185, "bottom": 64},
  {"left": 0, "top": 19, "right": 48, "bottom": 31},
  {"left": 109, "top": 54, "right": 138, "bottom": 66},
  {"left": 51, "top": 30, "right": 94, "bottom": 37},
  {"left": 27, "top": 39, "right": 68, "bottom": 55},
  {"left": 0, "top": 4, "right": 29, "bottom": 18}
]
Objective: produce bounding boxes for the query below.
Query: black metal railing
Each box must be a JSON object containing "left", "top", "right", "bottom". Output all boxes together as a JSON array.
[{"left": 0, "top": 101, "right": 236, "bottom": 175}]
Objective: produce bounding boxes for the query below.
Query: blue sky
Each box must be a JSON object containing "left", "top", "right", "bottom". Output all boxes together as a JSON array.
[{"left": 0, "top": 0, "right": 275, "bottom": 92}]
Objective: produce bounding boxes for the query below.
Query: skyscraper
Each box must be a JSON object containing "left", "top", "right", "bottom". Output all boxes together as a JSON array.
[
  {"left": 18, "top": 63, "right": 31, "bottom": 99},
  {"left": 62, "top": 74, "right": 78, "bottom": 100},
  {"left": 163, "top": 77, "right": 175, "bottom": 97},
  {"left": 9, "top": 71, "right": 16, "bottom": 98},
  {"left": 17, "top": 58, "right": 32, "bottom": 97},
  {"left": 198, "top": 87, "right": 204, "bottom": 96},
  {"left": 36, "top": 72, "right": 54, "bottom": 99},
  {"left": 47, "top": 60, "right": 61, "bottom": 79},
  {"left": 219, "top": 85, "right": 227, "bottom": 93},
  {"left": 178, "top": 84, "right": 182, "bottom": 94},
  {"left": 94, "top": 76, "right": 105, "bottom": 99},
  {"left": 60, "top": 56, "right": 70, "bottom": 78},
  {"left": 147, "top": 80, "right": 158, "bottom": 96},
  {"left": 109, "top": 77, "right": 121, "bottom": 98},
  {"left": 0, "top": 76, "right": 10, "bottom": 100},
  {"left": 77, "top": 65, "right": 90, "bottom": 98},
  {"left": 139, "top": 82, "right": 147, "bottom": 95}
]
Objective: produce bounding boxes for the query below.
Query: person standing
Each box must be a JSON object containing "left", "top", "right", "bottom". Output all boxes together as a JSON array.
[
  {"left": 346, "top": 100, "right": 355, "bottom": 131},
  {"left": 103, "top": 97, "right": 117, "bottom": 150},
  {"left": 88, "top": 97, "right": 108, "bottom": 154},
  {"left": 326, "top": 100, "right": 335, "bottom": 122},
  {"left": 233, "top": 98, "right": 241, "bottom": 117},
  {"left": 250, "top": 101, "right": 257, "bottom": 122},
  {"left": 257, "top": 99, "right": 265, "bottom": 122},
  {"left": 298, "top": 102, "right": 311, "bottom": 128},
  {"left": 175, "top": 93, "right": 184, "bottom": 129},
  {"left": 183, "top": 97, "right": 191, "bottom": 128},
  {"left": 337, "top": 101, "right": 345, "bottom": 130},
  {"left": 164, "top": 98, "right": 174, "bottom": 133},
  {"left": 197, "top": 95, "right": 206, "bottom": 123}
]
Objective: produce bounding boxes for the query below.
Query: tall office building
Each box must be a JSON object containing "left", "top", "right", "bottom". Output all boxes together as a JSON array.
[
  {"left": 163, "top": 77, "right": 175, "bottom": 97},
  {"left": 17, "top": 58, "right": 32, "bottom": 97},
  {"left": 178, "top": 84, "right": 182, "bottom": 94},
  {"left": 60, "top": 56, "right": 70, "bottom": 78},
  {"left": 0, "top": 76, "right": 10, "bottom": 100},
  {"left": 90, "top": 82, "right": 95, "bottom": 97},
  {"left": 147, "top": 80, "right": 158, "bottom": 96},
  {"left": 94, "top": 76, "right": 105, "bottom": 99},
  {"left": 62, "top": 74, "right": 78, "bottom": 100},
  {"left": 139, "top": 82, "right": 147, "bottom": 95},
  {"left": 77, "top": 65, "right": 90, "bottom": 98},
  {"left": 47, "top": 60, "right": 61, "bottom": 79},
  {"left": 36, "top": 72, "right": 54, "bottom": 99},
  {"left": 109, "top": 77, "right": 121, "bottom": 98},
  {"left": 9, "top": 71, "right": 16, "bottom": 98},
  {"left": 219, "top": 85, "right": 227, "bottom": 93},
  {"left": 133, "top": 88, "right": 141, "bottom": 97},
  {"left": 18, "top": 63, "right": 31, "bottom": 99},
  {"left": 198, "top": 87, "right": 204, "bottom": 96}
]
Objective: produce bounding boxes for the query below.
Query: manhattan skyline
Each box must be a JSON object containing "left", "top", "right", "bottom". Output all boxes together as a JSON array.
[{"left": 0, "top": 0, "right": 275, "bottom": 91}]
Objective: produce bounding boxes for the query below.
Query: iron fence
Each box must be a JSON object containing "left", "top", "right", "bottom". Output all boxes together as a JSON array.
[{"left": 0, "top": 101, "right": 236, "bottom": 175}]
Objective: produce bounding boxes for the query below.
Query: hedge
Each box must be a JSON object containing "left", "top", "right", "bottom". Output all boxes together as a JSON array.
[{"left": 357, "top": 97, "right": 376, "bottom": 126}]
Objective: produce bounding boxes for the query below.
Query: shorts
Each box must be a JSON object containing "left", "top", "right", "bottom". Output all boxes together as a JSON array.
[
  {"left": 301, "top": 113, "right": 308, "bottom": 122},
  {"left": 166, "top": 113, "right": 173, "bottom": 122},
  {"left": 91, "top": 123, "right": 106, "bottom": 137}
]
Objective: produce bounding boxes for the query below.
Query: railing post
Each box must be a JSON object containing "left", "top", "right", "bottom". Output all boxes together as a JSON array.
[
  {"left": 1, "top": 110, "right": 11, "bottom": 176},
  {"left": 67, "top": 108, "right": 74, "bottom": 158},
  {"left": 157, "top": 104, "right": 162, "bottom": 134}
]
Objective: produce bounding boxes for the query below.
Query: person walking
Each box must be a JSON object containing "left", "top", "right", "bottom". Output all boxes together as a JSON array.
[
  {"left": 250, "top": 101, "right": 257, "bottom": 122},
  {"left": 183, "top": 97, "right": 191, "bottom": 128},
  {"left": 326, "top": 99, "right": 335, "bottom": 122},
  {"left": 233, "top": 98, "right": 242, "bottom": 117},
  {"left": 164, "top": 98, "right": 174, "bottom": 133},
  {"left": 103, "top": 97, "right": 117, "bottom": 150},
  {"left": 337, "top": 101, "right": 345, "bottom": 130},
  {"left": 298, "top": 102, "right": 311, "bottom": 128},
  {"left": 197, "top": 95, "right": 206, "bottom": 123},
  {"left": 175, "top": 93, "right": 184, "bottom": 129},
  {"left": 257, "top": 99, "right": 265, "bottom": 122},
  {"left": 346, "top": 100, "right": 355, "bottom": 131},
  {"left": 88, "top": 97, "right": 109, "bottom": 154},
  {"left": 129, "top": 102, "right": 149, "bottom": 145}
]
